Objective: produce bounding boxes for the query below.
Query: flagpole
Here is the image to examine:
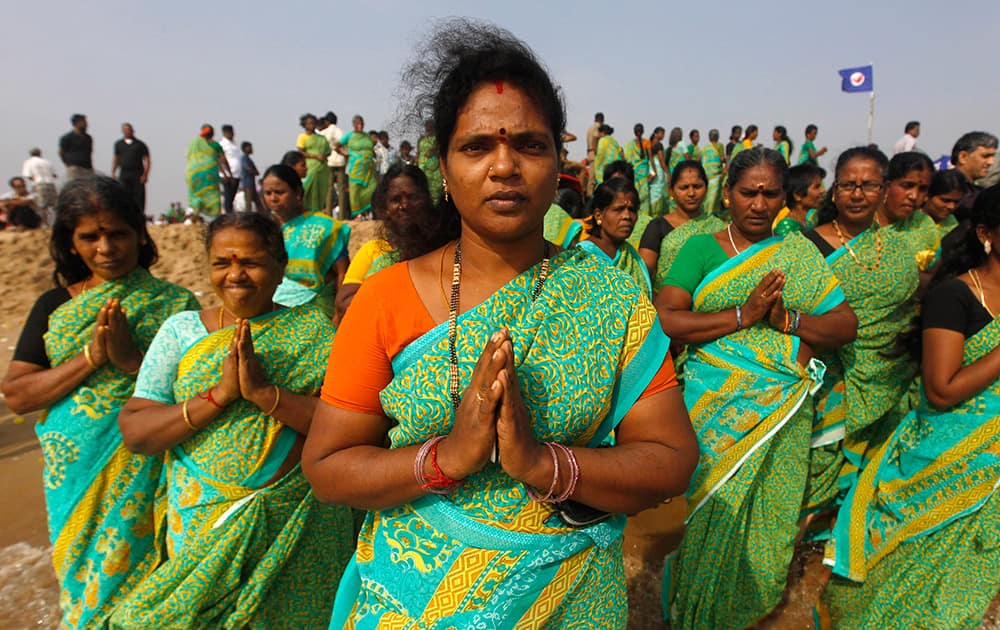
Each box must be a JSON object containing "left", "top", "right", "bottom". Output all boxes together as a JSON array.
[{"left": 867, "top": 91, "right": 875, "bottom": 145}]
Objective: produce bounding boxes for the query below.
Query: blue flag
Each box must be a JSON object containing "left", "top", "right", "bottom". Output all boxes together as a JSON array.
[{"left": 838, "top": 65, "right": 874, "bottom": 93}]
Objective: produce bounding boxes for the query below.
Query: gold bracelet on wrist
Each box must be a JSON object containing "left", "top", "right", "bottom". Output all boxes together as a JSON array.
[
  {"left": 265, "top": 385, "right": 281, "bottom": 416},
  {"left": 182, "top": 399, "right": 198, "bottom": 432},
  {"left": 83, "top": 345, "right": 99, "bottom": 370}
]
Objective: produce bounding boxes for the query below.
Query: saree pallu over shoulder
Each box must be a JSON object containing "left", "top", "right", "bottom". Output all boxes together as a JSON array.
[
  {"left": 594, "top": 136, "right": 623, "bottom": 185},
  {"left": 331, "top": 249, "right": 670, "bottom": 629},
  {"left": 625, "top": 139, "right": 651, "bottom": 214},
  {"left": 701, "top": 143, "right": 725, "bottom": 217},
  {"left": 38, "top": 269, "right": 198, "bottom": 628},
  {"left": 577, "top": 239, "right": 652, "bottom": 298},
  {"left": 274, "top": 213, "right": 350, "bottom": 315},
  {"left": 821, "top": 320, "right": 1000, "bottom": 629},
  {"left": 111, "top": 303, "right": 354, "bottom": 629},
  {"left": 186, "top": 136, "right": 222, "bottom": 215},
  {"left": 654, "top": 214, "right": 726, "bottom": 291},
  {"left": 665, "top": 234, "right": 843, "bottom": 630},
  {"left": 543, "top": 203, "right": 583, "bottom": 249}
]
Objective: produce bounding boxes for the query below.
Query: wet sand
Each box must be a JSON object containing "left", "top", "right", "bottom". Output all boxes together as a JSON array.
[{"left": 0, "top": 224, "right": 997, "bottom": 628}]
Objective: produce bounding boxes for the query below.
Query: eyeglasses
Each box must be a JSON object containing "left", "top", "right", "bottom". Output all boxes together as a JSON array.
[{"left": 834, "top": 181, "right": 885, "bottom": 195}]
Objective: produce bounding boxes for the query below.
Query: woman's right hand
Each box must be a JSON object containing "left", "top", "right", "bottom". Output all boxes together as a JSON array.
[
  {"left": 213, "top": 328, "right": 242, "bottom": 406},
  {"left": 437, "top": 330, "right": 508, "bottom": 479},
  {"left": 87, "top": 301, "right": 112, "bottom": 367},
  {"left": 742, "top": 270, "right": 785, "bottom": 326}
]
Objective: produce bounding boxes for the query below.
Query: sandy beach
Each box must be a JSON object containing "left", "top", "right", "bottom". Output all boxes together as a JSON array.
[{"left": 0, "top": 223, "right": 996, "bottom": 628}]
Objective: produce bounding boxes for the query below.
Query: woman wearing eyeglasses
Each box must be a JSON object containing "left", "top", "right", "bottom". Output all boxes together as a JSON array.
[{"left": 801, "top": 147, "right": 920, "bottom": 514}]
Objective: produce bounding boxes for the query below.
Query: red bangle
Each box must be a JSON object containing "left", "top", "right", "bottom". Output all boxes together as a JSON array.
[
  {"left": 420, "top": 439, "right": 463, "bottom": 492},
  {"left": 198, "top": 388, "right": 224, "bottom": 409}
]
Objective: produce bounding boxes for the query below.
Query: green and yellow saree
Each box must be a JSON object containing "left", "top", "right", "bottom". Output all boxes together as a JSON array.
[
  {"left": 649, "top": 146, "right": 668, "bottom": 217},
  {"left": 577, "top": 239, "right": 652, "bottom": 297},
  {"left": 36, "top": 269, "right": 197, "bottom": 628},
  {"left": 273, "top": 212, "right": 351, "bottom": 316},
  {"left": 298, "top": 132, "right": 332, "bottom": 213},
  {"left": 805, "top": 226, "right": 919, "bottom": 513},
  {"left": 330, "top": 249, "right": 670, "bottom": 629},
  {"left": 822, "top": 317, "right": 1000, "bottom": 629},
  {"left": 342, "top": 131, "right": 377, "bottom": 217},
  {"left": 653, "top": 213, "right": 726, "bottom": 292},
  {"left": 627, "top": 212, "right": 653, "bottom": 252},
  {"left": 186, "top": 136, "right": 223, "bottom": 216},
  {"left": 594, "top": 136, "right": 623, "bottom": 186},
  {"left": 418, "top": 135, "right": 443, "bottom": 204},
  {"left": 664, "top": 233, "right": 845, "bottom": 630},
  {"left": 543, "top": 203, "right": 583, "bottom": 249},
  {"left": 776, "top": 140, "right": 791, "bottom": 164},
  {"left": 887, "top": 210, "right": 947, "bottom": 272},
  {"left": 624, "top": 139, "right": 651, "bottom": 214},
  {"left": 110, "top": 303, "right": 354, "bottom": 629},
  {"left": 701, "top": 142, "right": 725, "bottom": 217}
]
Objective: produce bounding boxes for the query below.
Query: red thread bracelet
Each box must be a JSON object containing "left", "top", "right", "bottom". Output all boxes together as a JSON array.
[
  {"left": 198, "top": 388, "right": 224, "bottom": 409},
  {"left": 422, "top": 439, "right": 463, "bottom": 492}
]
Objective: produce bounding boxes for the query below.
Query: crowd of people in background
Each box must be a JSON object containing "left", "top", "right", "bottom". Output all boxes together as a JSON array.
[{"left": 3, "top": 16, "right": 1000, "bottom": 629}]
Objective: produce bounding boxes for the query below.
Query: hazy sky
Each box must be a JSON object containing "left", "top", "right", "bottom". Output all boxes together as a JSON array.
[{"left": 3, "top": 0, "right": 997, "bottom": 214}]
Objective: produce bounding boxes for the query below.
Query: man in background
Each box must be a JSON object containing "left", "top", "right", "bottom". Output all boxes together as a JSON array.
[
  {"left": 59, "top": 113, "right": 93, "bottom": 180},
  {"left": 893, "top": 121, "right": 920, "bottom": 154},
  {"left": 319, "top": 112, "right": 348, "bottom": 217},
  {"left": 111, "top": 122, "right": 151, "bottom": 213},
  {"left": 952, "top": 131, "right": 998, "bottom": 214},
  {"left": 586, "top": 112, "right": 604, "bottom": 196},
  {"left": 21, "top": 148, "right": 57, "bottom": 221},
  {"left": 219, "top": 124, "right": 242, "bottom": 213},
  {"left": 0, "top": 177, "right": 42, "bottom": 230}
]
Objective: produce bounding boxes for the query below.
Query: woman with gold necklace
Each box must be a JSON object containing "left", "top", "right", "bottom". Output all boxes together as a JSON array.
[
  {"left": 801, "top": 146, "right": 921, "bottom": 515},
  {"left": 820, "top": 184, "right": 1000, "bottom": 628}
]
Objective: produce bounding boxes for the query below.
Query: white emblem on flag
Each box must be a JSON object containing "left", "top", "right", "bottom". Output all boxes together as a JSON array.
[{"left": 850, "top": 71, "right": 866, "bottom": 87}]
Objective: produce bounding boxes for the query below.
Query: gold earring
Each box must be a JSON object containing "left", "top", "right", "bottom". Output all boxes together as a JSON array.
[
  {"left": 443, "top": 178, "right": 449, "bottom": 203},
  {"left": 986, "top": 241, "right": 993, "bottom": 255}
]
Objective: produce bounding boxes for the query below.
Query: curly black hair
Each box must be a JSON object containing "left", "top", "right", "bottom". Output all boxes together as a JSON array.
[
  {"left": 394, "top": 18, "right": 566, "bottom": 257},
  {"left": 50, "top": 175, "right": 157, "bottom": 286}
]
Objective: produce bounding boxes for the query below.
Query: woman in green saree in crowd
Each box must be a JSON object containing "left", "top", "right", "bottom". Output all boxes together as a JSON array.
[
  {"left": 701, "top": 128, "right": 726, "bottom": 217},
  {"left": 922, "top": 169, "right": 966, "bottom": 266},
  {"left": 656, "top": 148, "right": 858, "bottom": 630},
  {"left": 579, "top": 177, "right": 652, "bottom": 297},
  {"left": 624, "top": 123, "right": 652, "bottom": 215},
  {"left": 112, "top": 213, "right": 354, "bottom": 628},
  {"left": 335, "top": 115, "right": 377, "bottom": 218},
  {"left": 303, "top": 21, "right": 698, "bottom": 629},
  {"left": 773, "top": 163, "right": 826, "bottom": 235},
  {"left": 593, "top": 123, "right": 622, "bottom": 186},
  {"left": 801, "top": 147, "right": 920, "bottom": 514},
  {"left": 729, "top": 124, "right": 758, "bottom": 162},
  {"left": 186, "top": 125, "right": 231, "bottom": 217},
  {"left": 1, "top": 176, "right": 198, "bottom": 628},
  {"left": 648, "top": 126, "right": 668, "bottom": 216},
  {"left": 878, "top": 152, "right": 939, "bottom": 273},
  {"left": 261, "top": 164, "right": 350, "bottom": 317},
  {"left": 543, "top": 187, "right": 584, "bottom": 249},
  {"left": 641, "top": 160, "right": 723, "bottom": 290},
  {"left": 337, "top": 163, "right": 433, "bottom": 317},
  {"left": 797, "top": 124, "right": 828, "bottom": 166},
  {"left": 773, "top": 125, "right": 794, "bottom": 164},
  {"left": 821, "top": 184, "right": 1000, "bottom": 629},
  {"left": 418, "top": 119, "right": 444, "bottom": 204},
  {"left": 296, "top": 113, "right": 332, "bottom": 213}
]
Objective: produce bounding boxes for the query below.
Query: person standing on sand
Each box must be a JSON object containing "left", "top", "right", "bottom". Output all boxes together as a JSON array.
[
  {"left": 112, "top": 123, "right": 151, "bottom": 214},
  {"left": 186, "top": 124, "right": 231, "bottom": 217},
  {"left": 586, "top": 111, "right": 604, "bottom": 195},
  {"left": 219, "top": 124, "right": 242, "bottom": 213},
  {"left": 22, "top": 147, "right": 58, "bottom": 220},
  {"left": 319, "top": 111, "right": 349, "bottom": 217},
  {"left": 59, "top": 113, "right": 93, "bottom": 181},
  {"left": 892, "top": 120, "right": 920, "bottom": 154}
]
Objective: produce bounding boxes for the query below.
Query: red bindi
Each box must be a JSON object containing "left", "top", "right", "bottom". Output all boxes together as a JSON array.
[
  {"left": 495, "top": 81, "right": 504, "bottom": 94},
  {"left": 230, "top": 254, "right": 239, "bottom": 263}
]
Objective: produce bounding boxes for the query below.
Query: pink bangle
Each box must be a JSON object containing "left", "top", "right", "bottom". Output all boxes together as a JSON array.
[
  {"left": 526, "top": 442, "right": 560, "bottom": 503},
  {"left": 552, "top": 444, "right": 579, "bottom": 502}
]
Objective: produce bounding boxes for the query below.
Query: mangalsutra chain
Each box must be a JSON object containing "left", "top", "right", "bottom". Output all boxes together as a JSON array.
[{"left": 833, "top": 220, "right": 882, "bottom": 271}]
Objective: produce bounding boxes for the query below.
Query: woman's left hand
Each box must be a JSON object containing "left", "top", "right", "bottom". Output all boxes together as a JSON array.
[
  {"left": 103, "top": 298, "right": 143, "bottom": 373},
  {"left": 234, "top": 320, "right": 273, "bottom": 407},
  {"left": 494, "top": 334, "right": 545, "bottom": 482}
]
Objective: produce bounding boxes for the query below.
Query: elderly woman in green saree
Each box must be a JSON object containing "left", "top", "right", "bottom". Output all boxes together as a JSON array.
[
  {"left": 624, "top": 123, "right": 652, "bottom": 215},
  {"left": 261, "top": 164, "right": 350, "bottom": 317},
  {"left": 1, "top": 176, "right": 198, "bottom": 628},
  {"left": 578, "top": 177, "right": 652, "bottom": 297},
  {"left": 593, "top": 124, "right": 622, "bottom": 186},
  {"left": 656, "top": 148, "right": 858, "bottom": 630},
  {"left": 820, "top": 184, "right": 1000, "bottom": 629},
  {"left": 801, "top": 147, "right": 920, "bottom": 515},
  {"left": 296, "top": 113, "right": 333, "bottom": 213},
  {"left": 186, "top": 125, "right": 231, "bottom": 217},
  {"left": 303, "top": 21, "right": 699, "bottom": 629},
  {"left": 418, "top": 119, "right": 444, "bottom": 204},
  {"left": 878, "top": 151, "right": 939, "bottom": 273},
  {"left": 701, "top": 129, "right": 726, "bottom": 217},
  {"left": 334, "top": 115, "right": 377, "bottom": 218},
  {"left": 112, "top": 213, "right": 354, "bottom": 628}
]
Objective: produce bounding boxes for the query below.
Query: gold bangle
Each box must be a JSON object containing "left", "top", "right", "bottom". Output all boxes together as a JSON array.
[
  {"left": 182, "top": 399, "right": 198, "bottom": 432},
  {"left": 83, "top": 345, "right": 99, "bottom": 369},
  {"left": 265, "top": 385, "right": 281, "bottom": 416}
]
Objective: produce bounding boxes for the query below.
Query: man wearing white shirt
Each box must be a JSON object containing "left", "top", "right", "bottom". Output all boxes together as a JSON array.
[
  {"left": 319, "top": 111, "right": 348, "bottom": 218},
  {"left": 219, "top": 124, "right": 242, "bottom": 213},
  {"left": 21, "top": 147, "right": 58, "bottom": 216},
  {"left": 893, "top": 121, "right": 920, "bottom": 154}
]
